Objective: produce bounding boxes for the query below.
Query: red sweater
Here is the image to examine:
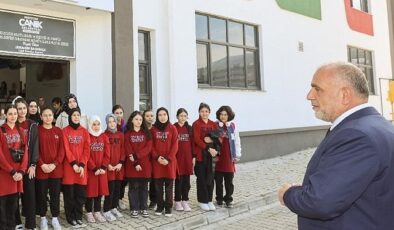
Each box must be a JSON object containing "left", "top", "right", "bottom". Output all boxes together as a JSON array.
[
  {"left": 174, "top": 123, "right": 193, "bottom": 176},
  {"left": 104, "top": 130, "right": 125, "bottom": 181},
  {"left": 192, "top": 118, "right": 218, "bottom": 162},
  {"left": 124, "top": 129, "right": 152, "bottom": 179},
  {"left": 0, "top": 124, "right": 28, "bottom": 196},
  {"left": 86, "top": 134, "right": 110, "bottom": 197},
  {"left": 151, "top": 125, "right": 178, "bottom": 179},
  {"left": 36, "top": 126, "right": 65, "bottom": 179},
  {"left": 62, "top": 126, "right": 91, "bottom": 185}
]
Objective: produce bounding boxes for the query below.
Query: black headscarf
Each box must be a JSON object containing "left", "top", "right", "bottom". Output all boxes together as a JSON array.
[
  {"left": 68, "top": 108, "right": 81, "bottom": 130},
  {"left": 63, "top": 93, "right": 80, "bottom": 115},
  {"left": 27, "top": 99, "right": 41, "bottom": 123},
  {"left": 153, "top": 107, "right": 170, "bottom": 131}
]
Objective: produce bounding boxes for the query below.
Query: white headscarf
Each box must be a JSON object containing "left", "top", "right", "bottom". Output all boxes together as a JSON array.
[{"left": 88, "top": 115, "right": 103, "bottom": 137}]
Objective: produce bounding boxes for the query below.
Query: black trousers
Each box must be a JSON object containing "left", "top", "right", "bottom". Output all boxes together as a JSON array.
[
  {"left": 174, "top": 175, "right": 191, "bottom": 201},
  {"left": 15, "top": 175, "right": 36, "bottom": 229},
  {"left": 155, "top": 178, "right": 174, "bottom": 210},
  {"left": 194, "top": 162, "right": 214, "bottom": 203},
  {"left": 128, "top": 179, "right": 149, "bottom": 211},
  {"left": 63, "top": 184, "right": 86, "bottom": 223},
  {"left": 36, "top": 178, "right": 61, "bottom": 217},
  {"left": 0, "top": 193, "right": 18, "bottom": 230},
  {"left": 85, "top": 196, "right": 102, "bottom": 213},
  {"left": 103, "top": 180, "right": 122, "bottom": 212},
  {"left": 149, "top": 178, "right": 156, "bottom": 203},
  {"left": 119, "top": 179, "right": 128, "bottom": 200},
  {"left": 215, "top": 172, "right": 234, "bottom": 203}
]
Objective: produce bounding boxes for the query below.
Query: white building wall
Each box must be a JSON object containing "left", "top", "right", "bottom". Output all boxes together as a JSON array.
[
  {"left": 134, "top": 0, "right": 391, "bottom": 132},
  {"left": 0, "top": 1, "right": 113, "bottom": 122}
]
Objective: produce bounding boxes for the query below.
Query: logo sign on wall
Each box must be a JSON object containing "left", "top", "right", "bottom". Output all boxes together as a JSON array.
[{"left": 0, "top": 10, "right": 75, "bottom": 58}]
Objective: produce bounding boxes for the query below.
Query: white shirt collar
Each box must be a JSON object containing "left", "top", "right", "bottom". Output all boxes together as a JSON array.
[{"left": 330, "top": 103, "right": 371, "bottom": 131}]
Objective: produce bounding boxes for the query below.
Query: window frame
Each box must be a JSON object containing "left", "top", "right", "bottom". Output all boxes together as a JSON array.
[
  {"left": 347, "top": 46, "right": 375, "bottom": 95},
  {"left": 196, "top": 12, "right": 261, "bottom": 90},
  {"left": 350, "top": 0, "right": 370, "bottom": 14},
  {"left": 138, "top": 30, "right": 152, "bottom": 111}
]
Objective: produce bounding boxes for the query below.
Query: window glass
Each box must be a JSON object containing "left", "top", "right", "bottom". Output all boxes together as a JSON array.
[
  {"left": 229, "top": 47, "right": 245, "bottom": 87},
  {"left": 210, "top": 17, "right": 227, "bottom": 42},
  {"left": 228, "top": 21, "right": 243, "bottom": 45},
  {"left": 196, "top": 14, "right": 208, "bottom": 39},
  {"left": 211, "top": 44, "right": 228, "bottom": 86},
  {"left": 197, "top": 43, "right": 209, "bottom": 84},
  {"left": 246, "top": 50, "right": 257, "bottom": 87},
  {"left": 138, "top": 32, "right": 146, "bottom": 61},
  {"left": 245, "top": 25, "right": 256, "bottom": 47}
]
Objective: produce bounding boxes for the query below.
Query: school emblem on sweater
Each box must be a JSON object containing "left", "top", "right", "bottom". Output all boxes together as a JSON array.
[
  {"left": 130, "top": 135, "right": 145, "bottom": 143},
  {"left": 156, "top": 131, "right": 169, "bottom": 141},
  {"left": 54, "top": 134, "right": 59, "bottom": 139},
  {"left": 109, "top": 137, "right": 121, "bottom": 145},
  {"left": 91, "top": 142, "right": 104, "bottom": 151},
  {"left": 5, "top": 133, "right": 21, "bottom": 144},
  {"left": 178, "top": 133, "right": 190, "bottom": 142},
  {"left": 68, "top": 135, "right": 82, "bottom": 144}
]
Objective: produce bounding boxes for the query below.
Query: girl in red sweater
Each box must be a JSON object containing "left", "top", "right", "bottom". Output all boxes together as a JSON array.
[
  {"left": 62, "top": 108, "right": 90, "bottom": 228},
  {"left": 124, "top": 111, "right": 152, "bottom": 218},
  {"left": 0, "top": 104, "right": 28, "bottom": 230},
  {"left": 85, "top": 116, "right": 110, "bottom": 223},
  {"left": 36, "top": 107, "right": 65, "bottom": 230},
  {"left": 192, "top": 103, "right": 219, "bottom": 211},
  {"left": 174, "top": 108, "right": 194, "bottom": 212},
  {"left": 14, "top": 97, "right": 39, "bottom": 230},
  {"left": 151, "top": 107, "right": 178, "bottom": 217},
  {"left": 143, "top": 109, "right": 157, "bottom": 210},
  {"left": 112, "top": 105, "right": 127, "bottom": 210},
  {"left": 103, "top": 114, "right": 125, "bottom": 221},
  {"left": 214, "top": 106, "right": 242, "bottom": 209}
]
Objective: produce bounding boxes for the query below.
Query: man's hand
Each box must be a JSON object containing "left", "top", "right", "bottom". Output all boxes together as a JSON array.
[{"left": 278, "top": 183, "right": 292, "bottom": 206}]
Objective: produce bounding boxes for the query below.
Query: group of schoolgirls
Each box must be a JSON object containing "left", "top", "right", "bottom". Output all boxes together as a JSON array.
[
  {"left": 0, "top": 93, "right": 241, "bottom": 230},
  {"left": 113, "top": 102, "right": 242, "bottom": 215}
]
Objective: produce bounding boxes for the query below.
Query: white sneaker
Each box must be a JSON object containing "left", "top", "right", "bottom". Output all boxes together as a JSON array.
[
  {"left": 199, "top": 202, "right": 210, "bottom": 211},
  {"left": 174, "top": 201, "right": 184, "bottom": 211},
  {"left": 40, "top": 217, "right": 48, "bottom": 230},
  {"left": 51, "top": 217, "right": 62, "bottom": 230},
  {"left": 85, "top": 212, "right": 96, "bottom": 223},
  {"left": 208, "top": 202, "right": 216, "bottom": 211},
  {"left": 94, "top": 212, "right": 107, "bottom": 223},
  {"left": 15, "top": 224, "right": 24, "bottom": 230},
  {"left": 103, "top": 211, "right": 117, "bottom": 222},
  {"left": 111, "top": 208, "right": 123, "bottom": 218},
  {"left": 118, "top": 201, "right": 127, "bottom": 210},
  {"left": 181, "top": 200, "right": 192, "bottom": 212}
]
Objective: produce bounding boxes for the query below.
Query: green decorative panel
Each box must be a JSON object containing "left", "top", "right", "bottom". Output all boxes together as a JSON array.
[{"left": 275, "top": 0, "right": 322, "bottom": 20}]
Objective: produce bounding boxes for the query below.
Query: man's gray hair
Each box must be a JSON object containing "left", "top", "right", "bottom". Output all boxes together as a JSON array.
[{"left": 318, "top": 62, "right": 369, "bottom": 99}]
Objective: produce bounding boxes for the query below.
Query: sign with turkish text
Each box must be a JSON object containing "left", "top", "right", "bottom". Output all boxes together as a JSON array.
[{"left": 0, "top": 10, "right": 75, "bottom": 58}]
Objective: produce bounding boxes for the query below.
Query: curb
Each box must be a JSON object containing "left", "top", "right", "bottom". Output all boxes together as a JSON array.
[{"left": 153, "top": 191, "right": 278, "bottom": 230}]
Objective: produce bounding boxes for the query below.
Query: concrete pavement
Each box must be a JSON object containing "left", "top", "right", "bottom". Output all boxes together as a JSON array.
[{"left": 42, "top": 148, "right": 314, "bottom": 229}]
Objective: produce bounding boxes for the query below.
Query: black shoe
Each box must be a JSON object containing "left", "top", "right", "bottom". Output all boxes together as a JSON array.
[
  {"left": 76, "top": 220, "right": 87, "bottom": 227},
  {"left": 69, "top": 220, "right": 79, "bottom": 228},
  {"left": 141, "top": 210, "right": 149, "bottom": 217},
  {"left": 131, "top": 210, "right": 139, "bottom": 218},
  {"left": 149, "top": 202, "right": 157, "bottom": 210},
  {"left": 216, "top": 201, "right": 224, "bottom": 207},
  {"left": 225, "top": 201, "right": 234, "bottom": 208},
  {"left": 164, "top": 207, "right": 172, "bottom": 217},
  {"left": 155, "top": 207, "right": 164, "bottom": 216}
]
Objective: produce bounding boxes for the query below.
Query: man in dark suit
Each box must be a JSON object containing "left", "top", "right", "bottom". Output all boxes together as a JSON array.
[{"left": 278, "top": 62, "right": 394, "bottom": 230}]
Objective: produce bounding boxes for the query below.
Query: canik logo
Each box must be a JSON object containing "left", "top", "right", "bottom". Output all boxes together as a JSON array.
[{"left": 18, "top": 16, "right": 43, "bottom": 34}]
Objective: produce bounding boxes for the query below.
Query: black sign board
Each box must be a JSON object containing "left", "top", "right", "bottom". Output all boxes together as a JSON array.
[{"left": 0, "top": 10, "right": 75, "bottom": 58}]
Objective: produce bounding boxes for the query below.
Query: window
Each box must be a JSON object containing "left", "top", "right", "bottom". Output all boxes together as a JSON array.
[
  {"left": 138, "top": 31, "right": 152, "bottom": 111},
  {"left": 196, "top": 13, "right": 260, "bottom": 89},
  {"left": 351, "top": 0, "right": 369, "bottom": 13},
  {"left": 347, "top": 46, "right": 375, "bottom": 94}
]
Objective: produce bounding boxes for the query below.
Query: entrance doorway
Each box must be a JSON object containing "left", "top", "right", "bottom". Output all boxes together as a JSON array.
[{"left": 0, "top": 56, "right": 69, "bottom": 108}]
